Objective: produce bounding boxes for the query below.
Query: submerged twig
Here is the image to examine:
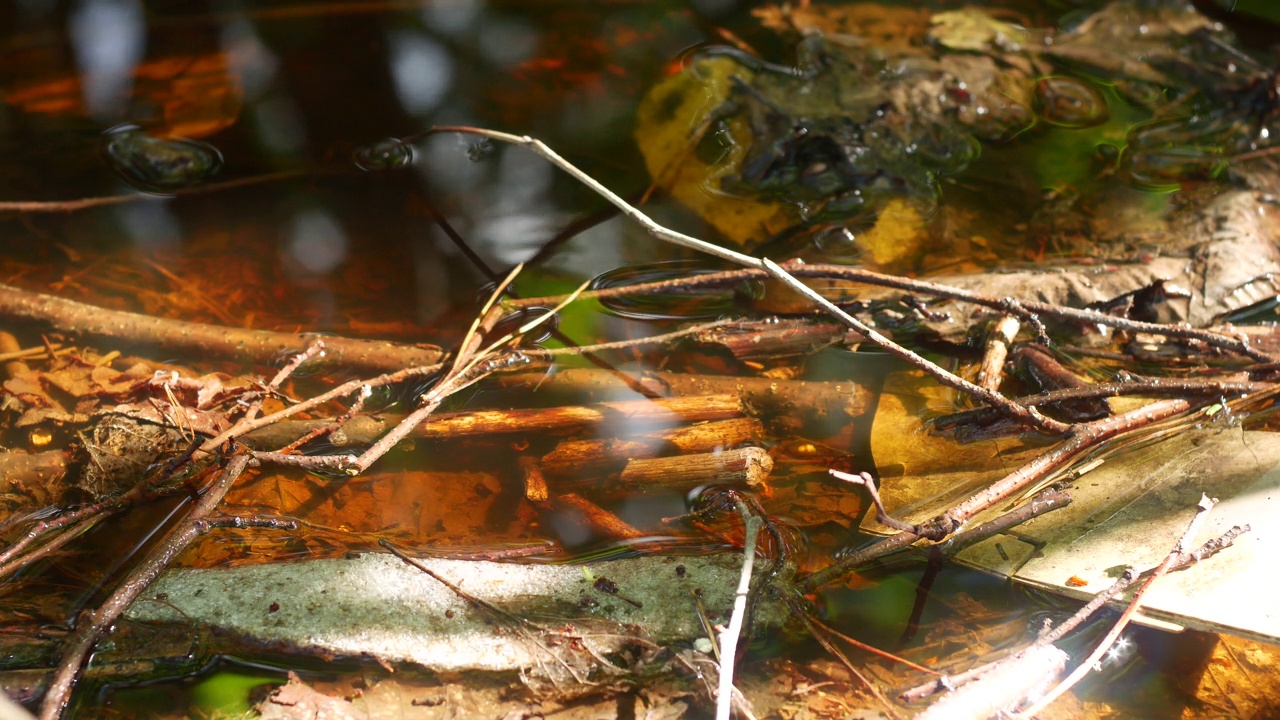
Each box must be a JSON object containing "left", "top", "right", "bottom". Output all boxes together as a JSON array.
[
  {"left": 1011, "top": 494, "right": 1220, "bottom": 718},
  {"left": 716, "top": 501, "right": 761, "bottom": 720},
  {"left": 38, "top": 453, "right": 254, "bottom": 720},
  {"left": 803, "top": 398, "right": 1194, "bottom": 590},
  {"left": 0, "top": 283, "right": 444, "bottom": 374}
]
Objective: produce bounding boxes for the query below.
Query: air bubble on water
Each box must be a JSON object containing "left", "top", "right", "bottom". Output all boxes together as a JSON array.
[
  {"left": 353, "top": 137, "right": 415, "bottom": 171},
  {"left": 101, "top": 124, "right": 224, "bottom": 194}
]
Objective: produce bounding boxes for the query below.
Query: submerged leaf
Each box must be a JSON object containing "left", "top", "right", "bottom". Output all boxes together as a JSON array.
[{"left": 633, "top": 56, "right": 793, "bottom": 247}]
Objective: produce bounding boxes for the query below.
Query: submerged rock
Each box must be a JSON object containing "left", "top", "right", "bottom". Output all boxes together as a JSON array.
[{"left": 126, "top": 552, "right": 785, "bottom": 677}]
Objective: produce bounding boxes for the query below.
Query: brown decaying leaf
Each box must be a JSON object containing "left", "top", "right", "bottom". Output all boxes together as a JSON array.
[{"left": 202, "top": 469, "right": 521, "bottom": 567}]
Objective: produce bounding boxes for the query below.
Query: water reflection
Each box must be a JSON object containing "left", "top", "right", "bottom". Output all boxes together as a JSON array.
[
  {"left": 285, "top": 207, "right": 348, "bottom": 275},
  {"left": 69, "top": 0, "right": 143, "bottom": 120},
  {"left": 388, "top": 30, "right": 453, "bottom": 116}
]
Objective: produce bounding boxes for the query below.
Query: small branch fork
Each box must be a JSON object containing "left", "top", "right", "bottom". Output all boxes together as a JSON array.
[
  {"left": 802, "top": 397, "right": 1195, "bottom": 591},
  {"left": 903, "top": 499, "right": 1246, "bottom": 718},
  {"left": 426, "top": 126, "right": 1068, "bottom": 434},
  {"left": 503, "top": 263, "right": 1276, "bottom": 364},
  {"left": 1011, "top": 494, "right": 1222, "bottom": 718}
]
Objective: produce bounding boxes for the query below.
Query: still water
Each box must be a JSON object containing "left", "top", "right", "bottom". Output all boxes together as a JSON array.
[{"left": 1, "top": 0, "right": 1279, "bottom": 718}]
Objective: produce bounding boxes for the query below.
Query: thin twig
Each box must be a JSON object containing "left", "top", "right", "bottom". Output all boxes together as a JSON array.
[
  {"left": 346, "top": 269, "right": 531, "bottom": 474},
  {"left": 803, "top": 398, "right": 1193, "bottom": 590},
  {"left": 796, "top": 606, "right": 904, "bottom": 720},
  {"left": 539, "top": 318, "right": 741, "bottom": 355},
  {"left": 426, "top": 126, "right": 1067, "bottom": 434},
  {"left": 505, "top": 263, "right": 1275, "bottom": 363},
  {"left": 275, "top": 385, "right": 371, "bottom": 454},
  {"left": 829, "top": 470, "right": 916, "bottom": 532},
  {"left": 38, "top": 453, "right": 253, "bottom": 720},
  {"left": 0, "top": 512, "right": 103, "bottom": 580},
  {"left": 804, "top": 612, "right": 940, "bottom": 676},
  {"left": 937, "top": 488, "right": 1072, "bottom": 555},
  {"left": 199, "top": 364, "right": 441, "bottom": 452},
  {"left": 933, "top": 377, "right": 1267, "bottom": 431},
  {"left": 716, "top": 500, "right": 761, "bottom": 720},
  {"left": 0, "top": 169, "right": 306, "bottom": 213},
  {"left": 1011, "top": 494, "right": 1219, "bottom": 718}
]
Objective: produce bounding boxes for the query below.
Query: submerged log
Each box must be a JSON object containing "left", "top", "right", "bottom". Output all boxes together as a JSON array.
[
  {"left": 0, "top": 283, "right": 445, "bottom": 374},
  {"left": 240, "top": 394, "right": 745, "bottom": 449},
  {"left": 540, "top": 417, "right": 766, "bottom": 478},
  {"left": 497, "top": 368, "right": 872, "bottom": 437}
]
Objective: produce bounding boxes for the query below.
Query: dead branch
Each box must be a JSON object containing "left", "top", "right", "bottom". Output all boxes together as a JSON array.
[
  {"left": 238, "top": 394, "right": 747, "bottom": 451},
  {"left": 0, "top": 283, "right": 445, "bottom": 374},
  {"left": 507, "top": 263, "right": 1276, "bottom": 363},
  {"left": 37, "top": 453, "right": 254, "bottom": 720},
  {"left": 803, "top": 398, "right": 1195, "bottom": 591},
  {"left": 426, "top": 126, "right": 1067, "bottom": 433}
]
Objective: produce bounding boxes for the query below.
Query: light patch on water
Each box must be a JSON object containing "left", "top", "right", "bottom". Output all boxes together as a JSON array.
[
  {"left": 70, "top": 0, "right": 144, "bottom": 120},
  {"left": 388, "top": 31, "right": 453, "bottom": 116},
  {"left": 118, "top": 200, "right": 182, "bottom": 253},
  {"left": 286, "top": 208, "right": 348, "bottom": 275},
  {"left": 422, "top": 0, "right": 484, "bottom": 36},
  {"left": 222, "top": 19, "right": 279, "bottom": 101}
]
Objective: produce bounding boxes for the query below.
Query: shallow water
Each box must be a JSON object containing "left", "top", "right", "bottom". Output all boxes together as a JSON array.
[{"left": 2, "top": 1, "right": 1279, "bottom": 718}]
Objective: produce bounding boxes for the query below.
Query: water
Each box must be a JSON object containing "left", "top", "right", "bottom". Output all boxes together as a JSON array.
[{"left": 1, "top": 1, "right": 1278, "bottom": 718}]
